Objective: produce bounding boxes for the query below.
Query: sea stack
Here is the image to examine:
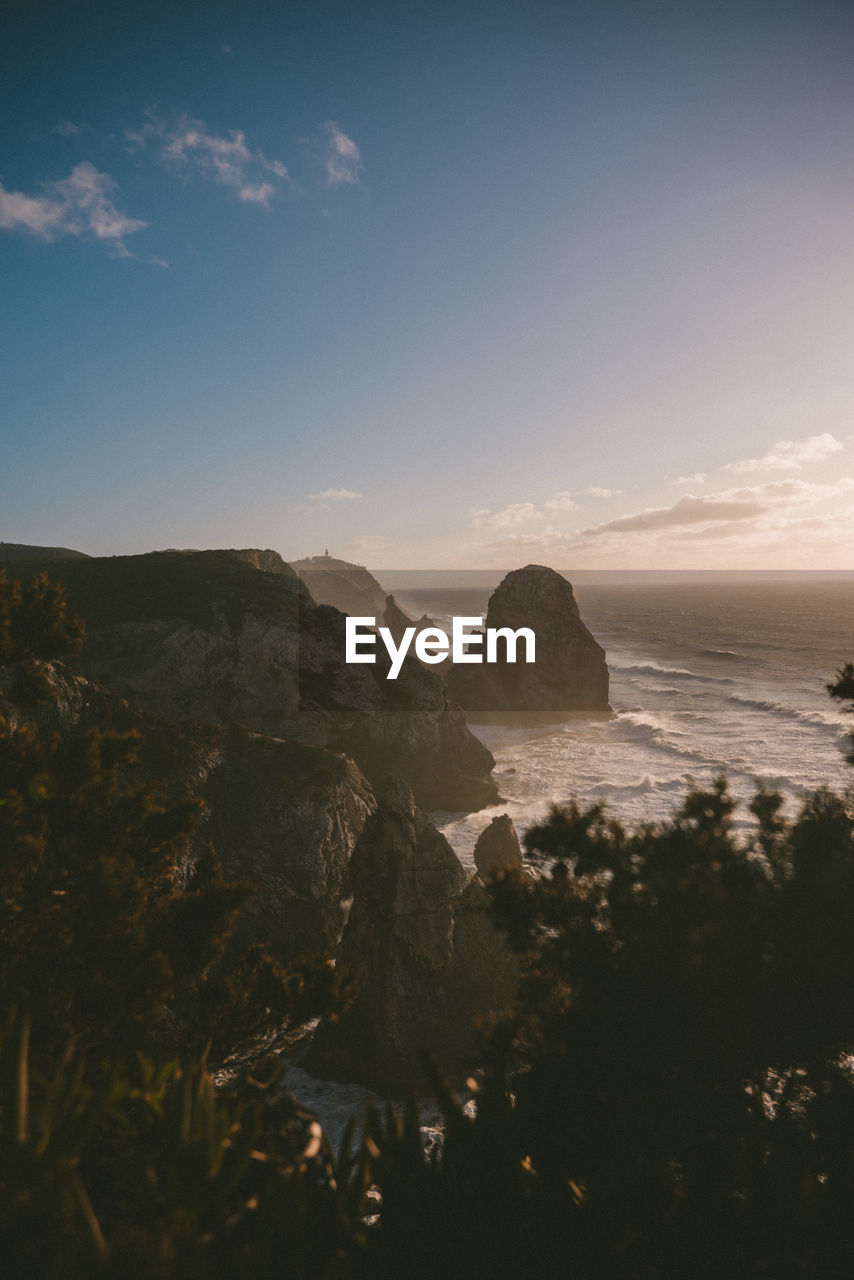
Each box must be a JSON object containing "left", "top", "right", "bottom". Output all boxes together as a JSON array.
[{"left": 446, "top": 564, "right": 610, "bottom": 713}]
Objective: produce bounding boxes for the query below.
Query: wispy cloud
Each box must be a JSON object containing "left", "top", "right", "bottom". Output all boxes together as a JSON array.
[
  {"left": 309, "top": 488, "right": 363, "bottom": 501},
  {"left": 0, "top": 162, "right": 146, "bottom": 255},
  {"left": 544, "top": 491, "right": 577, "bottom": 511},
  {"left": 470, "top": 502, "right": 541, "bottom": 529},
  {"left": 126, "top": 113, "right": 295, "bottom": 206},
  {"left": 53, "top": 121, "right": 82, "bottom": 137},
  {"left": 321, "top": 122, "right": 362, "bottom": 187},
  {"left": 665, "top": 472, "right": 707, "bottom": 485},
  {"left": 585, "top": 491, "right": 767, "bottom": 535},
  {"left": 723, "top": 432, "right": 844, "bottom": 474},
  {"left": 476, "top": 477, "right": 854, "bottom": 566},
  {"left": 583, "top": 486, "right": 622, "bottom": 498}
]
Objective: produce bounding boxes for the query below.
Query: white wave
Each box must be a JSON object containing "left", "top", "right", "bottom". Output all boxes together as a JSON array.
[
  {"left": 700, "top": 647, "right": 760, "bottom": 663},
  {"left": 725, "top": 693, "right": 850, "bottom": 735},
  {"left": 611, "top": 659, "right": 736, "bottom": 686}
]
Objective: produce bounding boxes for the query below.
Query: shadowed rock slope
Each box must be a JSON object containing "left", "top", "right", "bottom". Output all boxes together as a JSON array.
[
  {"left": 0, "top": 659, "right": 374, "bottom": 965},
  {"left": 306, "top": 780, "right": 519, "bottom": 1095}
]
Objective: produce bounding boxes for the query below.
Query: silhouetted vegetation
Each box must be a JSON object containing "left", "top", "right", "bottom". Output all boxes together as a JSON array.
[
  {"left": 0, "top": 572, "right": 364, "bottom": 1273},
  {"left": 362, "top": 769, "right": 854, "bottom": 1278},
  {"left": 4, "top": 568, "right": 854, "bottom": 1276}
]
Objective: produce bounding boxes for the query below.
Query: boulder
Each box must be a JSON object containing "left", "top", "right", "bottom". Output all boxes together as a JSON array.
[
  {"left": 446, "top": 564, "right": 610, "bottom": 713},
  {"left": 473, "top": 814, "right": 523, "bottom": 878}
]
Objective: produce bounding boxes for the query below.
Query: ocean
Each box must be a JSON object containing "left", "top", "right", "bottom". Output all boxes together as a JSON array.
[
  {"left": 285, "top": 571, "right": 854, "bottom": 1138},
  {"left": 385, "top": 573, "right": 854, "bottom": 867}
]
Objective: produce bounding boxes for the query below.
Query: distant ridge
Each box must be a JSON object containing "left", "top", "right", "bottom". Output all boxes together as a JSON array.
[
  {"left": 289, "top": 553, "right": 393, "bottom": 618},
  {"left": 0, "top": 542, "right": 90, "bottom": 561}
]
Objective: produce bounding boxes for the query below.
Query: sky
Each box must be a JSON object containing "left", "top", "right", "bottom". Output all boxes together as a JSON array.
[{"left": 2, "top": 0, "right": 854, "bottom": 569}]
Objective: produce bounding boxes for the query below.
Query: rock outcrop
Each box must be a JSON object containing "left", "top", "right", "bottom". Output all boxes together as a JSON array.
[
  {"left": 307, "top": 781, "right": 518, "bottom": 1094},
  {"left": 0, "top": 659, "right": 374, "bottom": 965},
  {"left": 473, "top": 814, "right": 523, "bottom": 878},
  {"left": 446, "top": 564, "right": 610, "bottom": 713},
  {"left": 380, "top": 593, "right": 413, "bottom": 645},
  {"left": 2, "top": 549, "right": 499, "bottom": 812}
]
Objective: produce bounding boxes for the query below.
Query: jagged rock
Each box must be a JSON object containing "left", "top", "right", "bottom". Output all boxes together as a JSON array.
[
  {"left": 381, "top": 593, "right": 413, "bottom": 644},
  {"left": 446, "top": 564, "right": 610, "bottom": 713},
  {"left": 2, "top": 549, "right": 499, "bottom": 812},
  {"left": 473, "top": 814, "right": 523, "bottom": 878},
  {"left": 306, "top": 780, "right": 517, "bottom": 1095},
  {"left": 0, "top": 659, "right": 374, "bottom": 964}
]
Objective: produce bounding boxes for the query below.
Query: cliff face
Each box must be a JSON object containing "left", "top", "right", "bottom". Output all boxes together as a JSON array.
[
  {"left": 306, "top": 781, "right": 518, "bottom": 1094},
  {"left": 297, "top": 601, "right": 498, "bottom": 810},
  {"left": 446, "top": 564, "right": 610, "bottom": 713},
  {"left": 5, "top": 549, "right": 498, "bottom": 812},
  {"left": 0, "top": 660, "right": 374, "bottom": 964}
]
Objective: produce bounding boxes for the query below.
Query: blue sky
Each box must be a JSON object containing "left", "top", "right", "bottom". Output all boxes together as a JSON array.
[{"left": 3, "top": 0, "right": 854, "bottom": 568}]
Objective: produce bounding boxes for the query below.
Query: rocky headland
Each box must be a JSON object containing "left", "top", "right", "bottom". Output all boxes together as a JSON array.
[{"left": 3, "top": 548, "right": 498, "bottom": 812}]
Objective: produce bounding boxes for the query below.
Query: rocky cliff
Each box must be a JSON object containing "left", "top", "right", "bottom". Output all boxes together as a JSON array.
[
  {"left": 0, "top": 659, "right": 374, "bottom": 965},
  {"left": 446, "top": 564, "right": 610, "bottom": 713},
  {"left": 290, "top": 554, "right": 393, "bottom": 619},
  {"left": 307, "top": 781, "right": 519, "bottom": 1094},
  {"left": 2, "top": 549, "right": 498, "bottom": 811}
]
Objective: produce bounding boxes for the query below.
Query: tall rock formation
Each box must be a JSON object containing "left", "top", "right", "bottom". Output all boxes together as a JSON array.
[
  {"left": 446, "top": 564, "right": 610, "bottom": 713},
  {"left": 473, "top": 813, "right": 524, "bottom": 878},
  {"left": 307, "top": 781, "right": 519, "bottom": 1095}
]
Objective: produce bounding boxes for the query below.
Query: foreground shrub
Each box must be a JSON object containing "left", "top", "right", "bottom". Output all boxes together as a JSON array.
[{"left": 362, "top": 675, "right": 854, "bottom": 1278}]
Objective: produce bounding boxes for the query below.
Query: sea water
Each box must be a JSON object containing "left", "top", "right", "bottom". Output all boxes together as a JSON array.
[
  {"left": 285, "top": 572, "right": 854, "bottom": 1141},
  {"left": 386, "top": 574, "right": 854, "bottom": 867}
]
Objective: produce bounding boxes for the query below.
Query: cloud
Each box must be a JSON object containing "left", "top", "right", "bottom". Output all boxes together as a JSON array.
[
  {"left": 583, "top": 486, "right": 622, "bottom": 498},
  {"left": 53, "top": 121, "right": 81, "bottom": 136},
  {"left": 470, "top": 476, "right": 854, "bottom": 567},
  {"left": 470, "top": 502, "right": 541, "bottom": 529},
  {"left": 666, "top": 473, "right": 707, "bottom": 485},
  {"left": 149, "top": 255, "right": 169, "bottom": 269},
  {"left": 0, "top": 162, "right": 146, "bottom": 254},
  {"left": 544, "top": 491, "right": 577, "bottom": 511},
  {"left": 321, "top": 123, "right": 362, "bottom": 187},
  {"left": 127, "top": 113, "right": 295, "bottom": 206},
  {"left": 575, "top": 477, "right": 854, "bottom": 542},
  {"left": 586, "top": 492, "right": 766, "bottom": 536},
  {"left": 309, "top": 488, "right": 363, "bottom": 501},
  {"left": 724, "top": 432, "right": 844, "bottom": 474}
]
